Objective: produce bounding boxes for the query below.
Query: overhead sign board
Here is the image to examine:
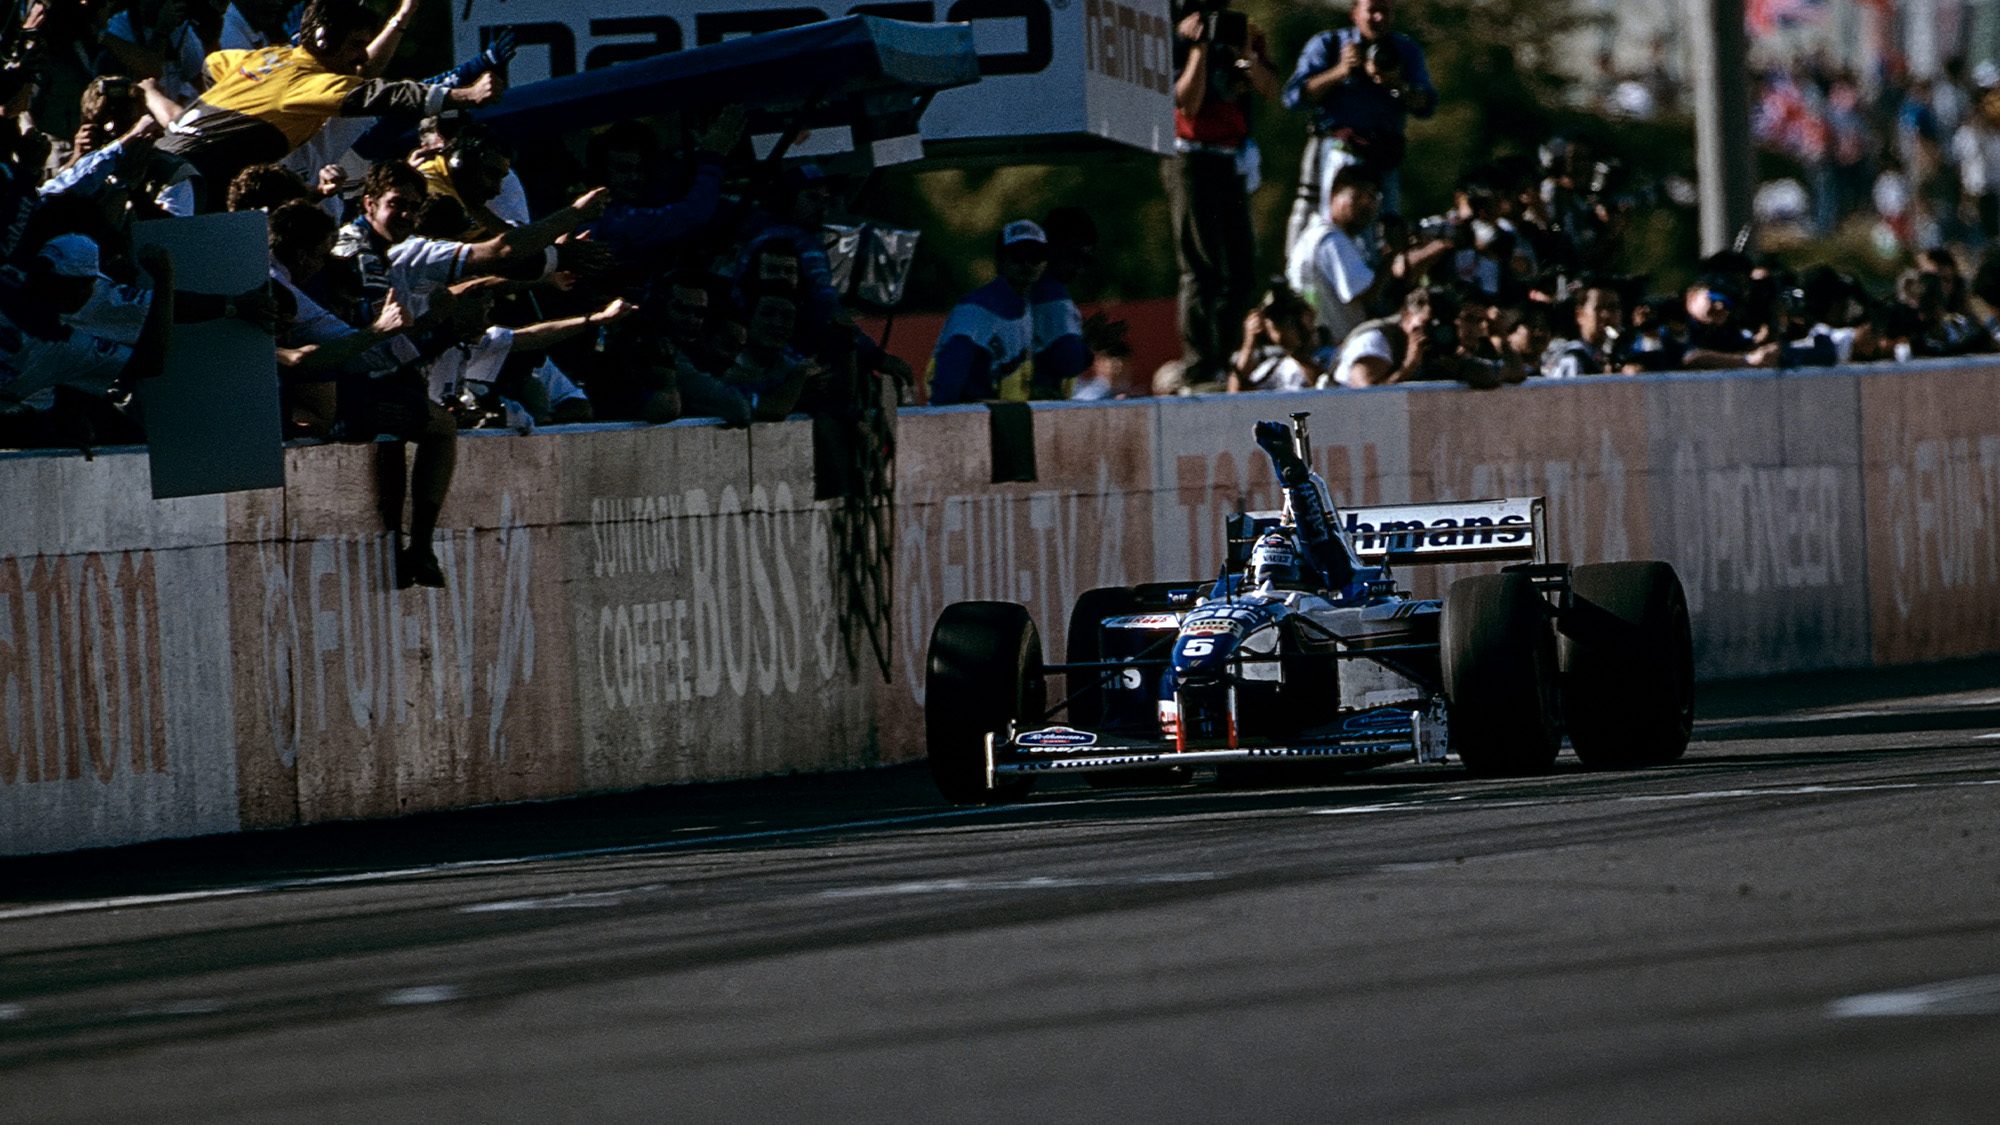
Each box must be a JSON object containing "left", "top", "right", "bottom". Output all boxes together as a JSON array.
[{"left": 454, "top": 0, "right": 1174, "bottom": 157}]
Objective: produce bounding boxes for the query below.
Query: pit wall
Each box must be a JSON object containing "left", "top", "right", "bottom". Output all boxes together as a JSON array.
[{"left": 5, "top": 360, "right": 1997, "bottom": 854}]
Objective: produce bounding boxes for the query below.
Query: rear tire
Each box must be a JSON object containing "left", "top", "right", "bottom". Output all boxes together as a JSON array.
[
  {"left": 1560, "top": 561, "right": 1695, "bottom": 768},
  {"left": 926, "top": 602, "right": 1043, "bottom": 805},
  {"left": 1441, "top": 572, "right": 1561, "bottom": 777}
]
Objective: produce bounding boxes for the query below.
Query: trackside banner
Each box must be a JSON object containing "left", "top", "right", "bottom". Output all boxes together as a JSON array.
[{"left": 452, "top": 0, "right": 1174, "bottom": 155}]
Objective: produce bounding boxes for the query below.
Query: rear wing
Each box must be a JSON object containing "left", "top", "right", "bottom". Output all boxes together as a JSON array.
[
  {"left": 1342, "top": 498, "right": 1546, "bottom": 565},
  {"left": 1228, "top": 497, "right": 1547, "bottom": 569}
]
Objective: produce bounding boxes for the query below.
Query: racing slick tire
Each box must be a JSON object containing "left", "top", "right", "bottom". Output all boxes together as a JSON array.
[
  {"left": 1066, "top": 587, "right": 1190, "bottom": 790},
  {"left": 1441, "top": 572, "right": 1561, "bottom": 777},
  {"left": 927, "top": 601, "right": 1043, "bottom": 805},
  {"left": 1559, "top": 561, "right": 1695, "bottom": 768}
]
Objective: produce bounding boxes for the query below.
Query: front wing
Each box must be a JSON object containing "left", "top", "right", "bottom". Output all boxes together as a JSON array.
[{"left": 990, "top": 707, "right": 1449, "bottom": 780}]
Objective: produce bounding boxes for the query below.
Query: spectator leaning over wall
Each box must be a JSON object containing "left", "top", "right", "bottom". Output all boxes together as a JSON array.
[
  {"left": 1228, "top": 281, "right": 1323, "bottom": 391},
  {"left": 926, "top": 219, "right": 1047, "bottom": 405},
  {"left": 325, "top": 159, "right": 607, "bottom": 588},
  {"left": 157, "top": 0, "right": 500, "bottom": 212},
  {"left": 1540, "top": 280, "right": 1628, "bottom": 377}
]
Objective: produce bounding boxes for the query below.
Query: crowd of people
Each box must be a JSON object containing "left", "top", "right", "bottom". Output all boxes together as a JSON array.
[
  {"left": 0, "top": 0, "right": 910, "bottom": 587},
  {"left": 11, "top": 0, "right": 2000, "bottom": 523},
  {"left": 1137, "top": 0, "right": 2000, "bottom": 398}
]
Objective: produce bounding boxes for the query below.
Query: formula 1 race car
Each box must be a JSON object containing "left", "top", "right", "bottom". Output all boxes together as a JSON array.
[{"left": 923, "top": 414, "right": 1695, "bottom": 804}]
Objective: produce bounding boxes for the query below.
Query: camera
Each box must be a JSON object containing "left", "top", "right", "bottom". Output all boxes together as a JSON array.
[
  {"left": 1365, "top": 39, "right": 1403, "bottom": 77},
  {"left": 1204, "top": 9, "right": 1248, "bottom": 50},
  {"left": 1414, "top": 215, "right": 1475, "bottom": 252}
]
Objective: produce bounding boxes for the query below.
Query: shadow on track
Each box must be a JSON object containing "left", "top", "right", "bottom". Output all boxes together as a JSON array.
[{"left": 6, "top": 655, "right": 1999, "bottom": 906}]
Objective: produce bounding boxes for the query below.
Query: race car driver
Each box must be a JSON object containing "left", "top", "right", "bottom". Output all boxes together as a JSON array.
[{"left": 1253, "top": 419, "right": 1361, "bottom": 592}]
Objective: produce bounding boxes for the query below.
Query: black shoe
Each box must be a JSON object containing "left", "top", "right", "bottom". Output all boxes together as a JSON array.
[{"left": 397, "top": 545, "right": 446, "bottom": 589}]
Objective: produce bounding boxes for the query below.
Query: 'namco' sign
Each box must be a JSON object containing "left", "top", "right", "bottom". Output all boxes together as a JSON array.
[{"left": 453, "top": 0, "right": 1173, "bottom": 156}]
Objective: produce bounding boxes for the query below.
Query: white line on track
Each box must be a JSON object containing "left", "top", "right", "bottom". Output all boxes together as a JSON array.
[
  {"left": 381, "top": 985, "right": 461, "bottom": 1007},
  {"left": 458, "top": 889, "right": 648, "bottom": 913},
  {"left": 0, "top": 1004, "right": 24, "bottom": 1021},
  {"left": 1309, "top": 777, "right": 2000, "bottom": 817},
  {"left": 1828, "top": 974, "right": 2000, "bottom": 1017},
  {"left": 820, "top": 872, "right": 1219, "bottom": 899},
  {"left": 0, "top": 807, "right": 1016, "bottom": 924}
]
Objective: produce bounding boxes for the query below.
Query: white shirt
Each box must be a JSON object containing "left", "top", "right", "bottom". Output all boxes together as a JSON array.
[
  {"left": 63, "top": 277, "right": 152, "bottom": 346},
  {"left": 1238, "top": 345, "right": 1313, "bottom": 392},
  {"left": 1310, "top": 223, "right": 1375, "bottom": 347},
  {"left": 1332, "top": 325, "right": 1394, "bottom": 387},
  {"left": 426, "top": 325, "right": 513, "bottom": 404},
  {"left": 1953, "top": 120, "right": 2000, "bottom": 198}
]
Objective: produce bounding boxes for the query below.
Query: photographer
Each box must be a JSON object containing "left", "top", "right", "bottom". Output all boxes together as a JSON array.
[
  {"left": 1228, "top": 282, "right": 1323, "bottom": 392},
  {"left": 1282, "top": 0, "right": 1436, "bottom": 254},
  {"left": 1163, "top": 0, "right": 1279, "bottom": 390},
  {"left": 1541, "top": 280, "right": 1629, "bottom": 378},
  {"left": 1332, "top": 285, "right": 1513, "bottom": 389}
]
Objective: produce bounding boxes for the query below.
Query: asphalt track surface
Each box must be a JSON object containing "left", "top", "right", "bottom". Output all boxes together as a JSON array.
[{"left": 6, "top": 661, "right": 2000, "bottom": 1122}]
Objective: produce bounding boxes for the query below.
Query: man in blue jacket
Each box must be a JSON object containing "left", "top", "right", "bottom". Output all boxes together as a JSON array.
[
  {"left": 926, "top": 220, "right": 1047, "bottom": 405},
  {"left": 1282, "top": 0, "right": 1436, "bottom": 253}
]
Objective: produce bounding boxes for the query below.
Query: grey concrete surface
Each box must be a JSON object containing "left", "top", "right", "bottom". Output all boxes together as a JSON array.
[{"left": 4, "top": 660, "right": 2000, "bottom": 1122}]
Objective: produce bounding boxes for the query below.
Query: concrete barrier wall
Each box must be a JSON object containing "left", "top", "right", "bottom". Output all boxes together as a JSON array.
[{"left": 8, "top": 359, "right": 2000, "bottom": 854}]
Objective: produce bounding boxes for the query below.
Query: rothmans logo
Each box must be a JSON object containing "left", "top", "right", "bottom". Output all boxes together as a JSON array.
[
  {"left": 1342, "top": 511, "right": 1531, "bottom": 554},
  {"left": 1015, "top": 726, "right": 1098, "bottom": 749}
]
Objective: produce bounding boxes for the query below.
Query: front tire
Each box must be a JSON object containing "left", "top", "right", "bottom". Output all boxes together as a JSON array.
[
  {"left": 1441, "top": 572, "right": 1561, "bottom": 777},
  {"left": 926, "top": 602, "right": 1043, "bottom": 804},
  {"left": 1560, "top": 561, "right": 1695, "bottom": 768}
]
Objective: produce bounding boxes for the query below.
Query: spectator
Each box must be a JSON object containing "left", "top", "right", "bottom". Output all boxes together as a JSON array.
[
  {"left": 1033, "top": 205, "right": 1096, "bottom": 401},
  {"left": 413, "top": 127, "right": 516, "bottom": 240},
  {"left": 1491, "top": 300, "right": 1550, "bottom": 372},
  {"left": 1228, "top": 282, "right": 1322, "bottom": 392},
  {"left": 1953, "top": 66, "right": 2000, "bottom": 245},
  {"left": 1541, "top": 282, "right": 1628, "bottom": 378},
  {"left": 1163, "top": 0, "right": 1279, "bottom": 389},
  {"left": 226, "top": 162, "right": 310, "bottom": 212},
  {"left": 713, "top": 285, "right": 820, "bottom": 422},
  {"left": 927, "top": 219, "right": 1046, "bottom": 405},
  {"left": 266, "top": 199, "right": 409, "bottom": 435},
  {"left": 45, "top": 76, "right": 147, "bottom": 180},
  {"left": 1282, "top": 0, "right": 1435, "bottom": 251},
  {"left": 1332, "top": 285, "right": 1509, "bottom": 388},
  {"left": 324, "top": 159, "right": 607, "bottom": 587},
  {"left": 1070, "top": 316, "right": 1132, "bottom": 401},
  {"left": 99, "top": 0, "right": 209, "bottom": 105},
  {"left": 157, "top": 0, "right": 499, "bottom": 212},
  {"left": 589, "top": 109, "right": 743, "bottom": 261}
]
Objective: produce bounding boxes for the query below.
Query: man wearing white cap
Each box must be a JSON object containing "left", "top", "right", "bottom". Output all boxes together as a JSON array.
[
  {"left": 927, "top": 219, "right": 1048, "bottom": 405},
  {"left": 0, "top": 235, "right": 148, "bottom": 408}
]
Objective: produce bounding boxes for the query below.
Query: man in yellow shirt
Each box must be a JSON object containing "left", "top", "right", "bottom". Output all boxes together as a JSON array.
[{"left": 158, "top": 0, "right": 499, "bottom": 211}]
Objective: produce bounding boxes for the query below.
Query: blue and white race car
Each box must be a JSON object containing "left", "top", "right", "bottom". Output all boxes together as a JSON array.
[{"left": 924, "top": 414, "right": 1695, "bottom": 804}]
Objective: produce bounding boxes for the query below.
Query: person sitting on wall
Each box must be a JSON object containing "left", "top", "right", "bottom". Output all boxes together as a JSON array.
[{"left": 325, "top": 159, "right": 607, "bottom": 588}]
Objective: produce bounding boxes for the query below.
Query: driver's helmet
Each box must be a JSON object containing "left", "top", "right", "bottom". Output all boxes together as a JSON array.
[{"left": 1249, "top": 530, "right": 1304, "bottom": 589}]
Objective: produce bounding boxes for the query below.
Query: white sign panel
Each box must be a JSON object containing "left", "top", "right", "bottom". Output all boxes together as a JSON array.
[{"left": 454, "top": 0, "right": 1173, "bottom": 155}]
